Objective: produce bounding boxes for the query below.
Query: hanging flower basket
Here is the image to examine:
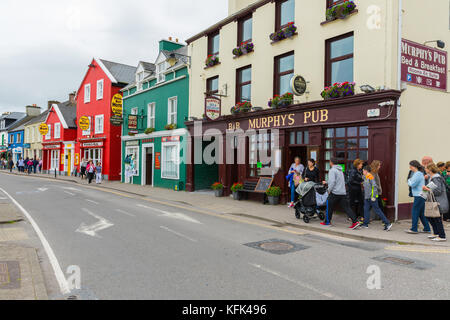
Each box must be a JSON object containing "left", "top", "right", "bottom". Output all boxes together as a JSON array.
[
  {"left": 268, "top": 93, "right": 294, "bottom": 109},
  {"left": 321, "top": 82, "right": 356, "bottom": 100},
  {"left": 231, "top": 101, "right": 252, "bottom": 114},
  {"left": 232, "top": 41, "right": 254, "bottom": 58},
  {"left": 269, "top": 22, "right": 297, "bottom": 43},
  {"left": 326, "top": 1, "right": 357, "bottom": 21},
  {"left": 205, "top": 54, "right": 220, "bottom": 68}
]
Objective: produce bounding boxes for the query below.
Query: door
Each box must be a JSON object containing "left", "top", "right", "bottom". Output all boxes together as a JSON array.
[
  {"left": 67, "top": 150, "right": 72, "bottom": 176},
  {"left": 145, "top": 147, "right": 153, "bottom": 186}
]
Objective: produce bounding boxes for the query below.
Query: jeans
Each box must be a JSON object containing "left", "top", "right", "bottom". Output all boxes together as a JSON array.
[
  {"left": 349, "top": 187, "right": 364, "bottom": 218},
  {"left": 363, "top": 199, "right": 390, "bottom": 226},
  {"left": 326, "top": 193, "right": 357, "bottom": 224},
  {"left": 427, "top": 217, "right": 446, "bottom": 239},
  {"left": 96, "top": 173, "right": 102, "bottom": 184},
  {"left": 290, "top": 183, "right": 296, "bottom": 203},
  {"left": 411, "top": 196, "right": 431, "bottom": 232}
]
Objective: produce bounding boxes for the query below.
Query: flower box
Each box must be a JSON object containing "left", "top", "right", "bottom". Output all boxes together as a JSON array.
[
  {"left": 268, "top": 93, "right": 294, "bottom": 109},
  {"left": 164, "top": 123, "right": 177, "bottom": 130},
  {"left": 326, "top": 1, "right": 357, "bottom": 21},
  {"left": 321, "top": 82, "right": 356, "bottom": 100},
  {"left": 205, "top": 54, "right": 220, "bottom": 68},
  {"left": 269, "top": 22, "right": 297, "bottom": 43},
  {"left": 231, "top": 101, "right": 252, "bottom": 114},
  {"left": 232, "top": 41, "right": 254, "bottom": 58}
]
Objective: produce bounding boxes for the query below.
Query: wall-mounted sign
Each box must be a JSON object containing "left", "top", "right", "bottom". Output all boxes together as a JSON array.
[
  {"left": 126, "top": 140, "right": 139, "bottom": 147},
  {"left": 128, "top": 115, "right": 138, "bottom": 130},
  {"left": 401, "top": 38, "right": 447, "bottom": 92},
  {"left": 23, "top": 144, "right": 31, "bottom": 149},
  {"left": 43, "top": 144, "right": 60, "bottom": 150},
  {"left": 75, "top": 153, "right": 80, "bottom": 166},
  {"left": 155, "top": 152, "right": 161, "bottom": 170},
  {"left": 39, "top": 123, "right": 49, "bottom": 136},
  {"left": 110, "top": 115, "right": 124, "bottom": 127},
  {"left": 161, "top": 136, "right": 180, "bottom": 143},
  {"left": 205, "top": 96, "right": 221, "bottom": 121},
  {"left": 111, "top": 94, "right": 123, "bottom": 117},
  {"left": 291, "top": 75, "right": 307, "bottom": 96},
  {"left": 82, "top": 142, "right": 103, "bottom": 148},
  {"left": 79, "top": 116, "right": 90, "bottom": 131}
]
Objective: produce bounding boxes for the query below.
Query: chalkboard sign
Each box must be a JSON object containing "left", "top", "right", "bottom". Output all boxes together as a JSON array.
[{"left": 254, "top": 177, "right": 274, "bottom": 193}]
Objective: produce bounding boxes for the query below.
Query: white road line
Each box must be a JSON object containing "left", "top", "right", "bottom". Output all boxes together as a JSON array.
[
  {"left": 136, "top": 203, "right": 165, "bottom": 214},
  {"left": 137, "top": 204, "right": 202, "bottom": 224},
  {"left": 85, "top": 199, "right": 100, "bottom": 205},
  {"left": 76, "top": 208, "right": 114, "bottom": 238},
  {"left": 0, "top": 187, "right": 71, "bottom": 295},
  {"left": 115, "top": 209, "right": 136, "bottom": 217},
  {"left": 160, "top": 226, "right": 198, "bottom": 243},
  {"left": 64, "top": 191, "right": 75, "bottom": 196},
  {"left": 249, "top": 263, "right": 340, "bottom": 300}
]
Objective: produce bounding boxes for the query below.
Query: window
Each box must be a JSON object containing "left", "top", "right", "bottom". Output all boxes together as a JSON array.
[
  {"left": 276, "top": 0, "right": 295, "bottom": 31},
  {"left": 161, "top": 142, "right": 180, "bottom": 179},
  {"left": 147, "top": 103, "right": 156, "bottom": 129},
  {"left": 274, "top": 52, "right": 294, "bottom": 95},
  {"left": 236, "top": 66, "right": 252, "bottom": 103},
  {"left": 137, "top": 72, "right": 144, "bottom": 91},
  {"left": 131, "top": 108, "right": 138, "bottom": 115},
  {"left": 168, "top": 97, "right": 177, "bottom": 125},
  {"left": 323, "top": 126, "right": 369, "bottom": 177},
  {"left": 95, "top": 115, "right": 104, "bottom": 134},
  {"left": 124, "top": 146, "right": 139, "bottom": 182},
  {"left": 0, "top": 120, "right": 5, "bottom": 130},
  {"left": 51, "top": 150, "right": 59, "bottom": 170},
  {"left": 82, "top": 117, "right": 91, "bottom": 136},
  {"left": 84, "top": 84, "right": 91, "bottom": 103},
  {"left": 248, "top": 131, "right": 275, "bottom": 177},
  {"left": 17, "top": 133, "right": 21, "bottom": 143},
  {"left": 9, "top": 135, "right": 14, "bottom": 144},
  {"left": 206, "top": 76, "right": 219, "bottom": 96},
  {"left": 157, "top": 63, "right": 166, "bottom": 83},
  {"left": 84, "top": 148, "right": 102, "bottom": 166},
  {"left": 54, "top": 123, "right": 61, "bottom": 139},
  {"left": 208, "top": 31, "right": 220, "bottom": 56},
  {"left": 238, "top": 15, "right": 253, "bottom": 45},
  {"left": 46, "top": 124, "right": 52, "bottom": 140},
  {"left": 96, "top": 79, "right": 104, "bottom": 100},
  {"left": 325, "top": 32, "right": 354, "bottom": 86},
  {"left": 289, "top": 130, "right": 309, "bottom": 145}
]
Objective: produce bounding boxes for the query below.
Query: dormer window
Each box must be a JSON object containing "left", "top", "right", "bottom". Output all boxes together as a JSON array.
[
  {"left": 137, "top": 71, "right": 144, "bottom": 91},
  {"left": 157, "top": 62, "right": 166, "bottom": 83}
]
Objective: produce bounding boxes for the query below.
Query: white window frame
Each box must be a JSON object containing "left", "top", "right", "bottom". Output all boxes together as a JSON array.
[
  {"left": 131, "top": 108, "right": 138, "bottom": 115},
  {"left": 54, "top": 122, "right": 61, "bottom": 139},
  {"left": 95, "top": 115, "right": 104, "bottom": 134},
  {"left": 137, "top": 72, "right": 144, "bottom": 91},
  {"left": 50, "top": 150, "right": 60, "bottom": 170},
  {"left": 84, "top": 84, "right": 91, "bottom": 103},
  {"left": 96, "top": 79, "right": 104, "bottom": 100},
  {"left": 82, "top": 116, "right": 91, "bottom": 136},
  {"left": 157, "top": 62, "right": 166, "bottom": 83},
  {"left": 125, "top": 146, "right": 140, "bottom": 183},
  {"left": 147, "top": 103, "right": 156, "bottom": 129},
  {"left": 167, "top": 97, "right": 177, "bottom": 125},
  {"left": 45, "top": 124, "right": 51, "bottom": 140},
  {"left": 161, "top": 141, "right": 180, "bottom": 180}
]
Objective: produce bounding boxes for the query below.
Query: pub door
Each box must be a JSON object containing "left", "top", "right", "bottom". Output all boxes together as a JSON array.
[
  {"left": 287, "top": 146, "right": 308, "bottom": 170},
  {"left": 145, "top": 147, "right": 153, "bottom": 186}
]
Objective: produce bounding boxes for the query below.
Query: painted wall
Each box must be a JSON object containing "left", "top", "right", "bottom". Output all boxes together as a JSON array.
[
  {"left": 7, "top": 130, "right": 24, "bottom": 161},
  {"left": 24, "top": 122, "right": 44, "bottom": 159}
]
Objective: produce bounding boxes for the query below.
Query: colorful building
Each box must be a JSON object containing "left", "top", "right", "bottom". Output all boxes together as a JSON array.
[
  {"left": 0, "top": 112, "right": 26, "bottom": 160},
  {"left": 42, "top": 98, "right": 77, "bottom": 175},
  {"left": 24, "top": 109, "right": 49, "bottom": 161},
  {"left": 121, "top": 39, "right": 189, "bottom": 190},
  {"left": 75, "top": 58, "right": 136, "bottom": 181}
]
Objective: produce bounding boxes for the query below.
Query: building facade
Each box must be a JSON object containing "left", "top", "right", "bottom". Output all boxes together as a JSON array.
[
  {"left": 121, "top": 39, "right": 189, "bottom": 190},
  {"left": 24, "top": 110, "right": 49, "bottom": 161},
  {"left": 75, "top": 58, "right": 136, "bottom": 181},
  {"left": 185, "top": 0, "right": 450, "bottom": 220},
  {"left": 0, "top": 112, "right": 26, "bottom": 160}
]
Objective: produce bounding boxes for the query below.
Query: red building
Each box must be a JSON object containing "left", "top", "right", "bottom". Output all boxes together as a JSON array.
[
  {"left": 42, "top": 95, "right": 78, "bottom": 175},
  {"left": 75, "top": 58, "right": 136, "bottom": 180}
]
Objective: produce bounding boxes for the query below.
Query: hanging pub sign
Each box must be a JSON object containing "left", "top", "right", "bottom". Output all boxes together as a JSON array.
[
  {"left": 128, "top": 115, "right": 138, "bottom": 130},
  {"left": 79, "top": 116, "right": 90, "bottom": 131},
  {"left": 111, "top": 94, "right": 123, "bottom": 117},
  {"left": 291, "top": 75, "right": 307, "bottom": 96},
  {"left": 205, "top": 96, "right": 221, "bottom": 121},
  {"left": 39, "top": 123, "right": 49, "bottom": 136},
  {"left": 401, "top": 38, "right": 447, "bottom": 91},
  {"left": 110, "top": 115, "right": 124, "bottom": 126}
]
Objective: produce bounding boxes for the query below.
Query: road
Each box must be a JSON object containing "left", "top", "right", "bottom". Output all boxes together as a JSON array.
[{"left": 1, "top": 172, "right": 450, "bottom": 300}]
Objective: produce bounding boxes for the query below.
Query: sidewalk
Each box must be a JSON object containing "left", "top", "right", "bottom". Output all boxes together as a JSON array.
[{"left": 3, "top": 169, "right": 450, "bottom": 248}]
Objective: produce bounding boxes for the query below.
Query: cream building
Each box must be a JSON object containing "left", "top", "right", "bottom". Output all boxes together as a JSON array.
[
  {"left": 24, "top": 110, "right": 48, "bottom": 161},
  {"left": 185, "top": 0, "right": 450, "bottom": 220}
]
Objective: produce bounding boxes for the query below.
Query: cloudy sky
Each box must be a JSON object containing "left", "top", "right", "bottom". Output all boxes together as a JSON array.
[{"left": 0, "top": 0, "right": 228, "bottom": 113}]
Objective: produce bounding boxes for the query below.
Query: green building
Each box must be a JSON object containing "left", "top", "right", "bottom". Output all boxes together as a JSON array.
[{"left": 121, "top": 39, "right": 189, "bottom": 190}]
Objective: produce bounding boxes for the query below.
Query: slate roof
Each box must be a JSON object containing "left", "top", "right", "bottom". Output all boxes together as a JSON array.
[
  {"left": 25, "top": 110, "right": 49, "bottom": 126},
  {"left": 1, "top": 112, "right": 26, "bottom": 121},
  {"left": 8, "top": 115, "right": 39, "bottom": 132},
  {"left": 140, "top": 61, "right": 156, "bottom": 72},
  {"left": 99, "top": 59, "right": 137, "bottom": 85},
  {"left": 56, "top": 101, "right": 77, "bottom": 129}
]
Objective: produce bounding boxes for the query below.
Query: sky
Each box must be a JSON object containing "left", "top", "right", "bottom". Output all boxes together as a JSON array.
[{"left": 0, "top": 0, "right": 228, "bottom": 114}]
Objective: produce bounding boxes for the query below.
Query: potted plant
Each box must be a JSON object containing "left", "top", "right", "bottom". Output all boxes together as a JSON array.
[
  {"left": 268, "top": 93, "right": 293, "bottom": 109},
  {"left": 283, "top": 22, "right": 297, "bottom": 38},
  {"left": 266, "top": 186, "right": 282, "bottom": 205},
  {"left": 326, "top": 0, "right": 357, "bottom": 21},
  {"left": 321, "top": 82, "right": 355, "bottom": 100},
  {"left": 231, "top": 182, "right": 244, "bottom": 200},
  {"left": 211, "top": 182, "right": 224, "bottom": 197},
  {"left": 269, "top": 22, "right": 297, "bottom": 42},
  {"left": 164, "top": 123, "right": 177, "bottom": 130},
  {"left": 231, "top": 101, "right": 252, "bottom": 114},
  {"left": 144, "top": 127, "right": 155, "bottom": 135},
  {"left": 205, "top": 54, "right": 220, "bottom": 68}
]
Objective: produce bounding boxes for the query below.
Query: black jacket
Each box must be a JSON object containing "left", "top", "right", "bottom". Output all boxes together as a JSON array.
[
  {"left": 303, "top": 167, "right": 320, "bottom": 183},
  {"left": 348, "top": 166, "right": 363, "bottom": 190}
]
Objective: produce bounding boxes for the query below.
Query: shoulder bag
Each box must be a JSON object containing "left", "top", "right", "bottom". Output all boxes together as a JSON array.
[{"left": 425, "top": 191, "right": 441, "bottom": 218}]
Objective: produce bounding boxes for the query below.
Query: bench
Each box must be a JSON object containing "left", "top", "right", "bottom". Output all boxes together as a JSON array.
[{"left": 239, "top": 178, "right": 273, "bottom": 205}]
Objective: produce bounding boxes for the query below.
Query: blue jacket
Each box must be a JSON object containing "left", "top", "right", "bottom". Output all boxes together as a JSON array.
[{"left": 408, "top": 171, "right": 425, "bottom": 197}]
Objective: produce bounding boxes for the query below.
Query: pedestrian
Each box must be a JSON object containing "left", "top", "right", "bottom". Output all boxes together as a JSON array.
[
  {"left": 422, "top": 163, "right": 448, "bottom": 242},
  {"left": 18, "top": 158, "right": 25, "bottom": 173},
  {"left": 95, "top": 161, "right": 102, "bottom": 184},
  {"left": 437, "top": 162, "right": 446, "bottom": 176},
  {"left": 360, "top": 166, "right": 392, "bottom": 231},
  {"left": 422, "top": 156, "right": 433, "bottom": 184},
  {"left": 33, "top": 158, "right": 38, "bottom": 174},
  {"left": 86, "top": 160, "right": 95, "bottom": 184},
  {"left": 370, "top": 160, "right": 385, "bottom": 211},
  {"left": 24, "top": 157, "right": 29, "bottom": 172},
  {"left": 444, "top": 161, "right": 450, "bottom": 221},
  {"left": 348, "top": 159, "right": 365, "bottom": 219},
  {"left": 303, "top": 159, "right": 320, "bottom": 183},
  {"left": 8, "top": 159, "right": 14, "bottom": 172},
  {"left": 321, "top": 157, "right": 360, "bottom": 229},
  {"left": 38, "top": 158, "right": 43, "bottom": 173},
  {"left": 27, "top": 159, "right": 33, "bottom": 175},
  {"left": 80, "top": 158, "right": 87, "bottom": 180},
  {"left": 287, "top": 157, "right": 305, "bottom": 208},
  {"left": 406, "top": 160, "right": 431, "bottom": 234}
]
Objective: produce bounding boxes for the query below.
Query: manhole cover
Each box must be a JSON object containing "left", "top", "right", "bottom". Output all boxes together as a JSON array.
[
  {"left": 245, "top": 239, "right": 309, "bottom": 255},
  {"left": 372, "top": 255, "right": 434, "bottom": 270},
  {"left": 383, "top": 257, "right": 414, "bottom": 265}
]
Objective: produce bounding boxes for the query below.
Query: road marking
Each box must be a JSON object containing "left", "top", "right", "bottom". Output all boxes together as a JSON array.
[
  {"left": 61, "top": 187, "right": 82, "bottom": 192},
  {"left": 37, "top": 188, "right": 48, "bottom": 192},
  {"left": 137, "top": 204, "right": 202, "bottom": 224},
  {"left": 160, "top": 226, "right": 198, "bottom": 242},
  {"left": 0, "top": 187, "right": 71, "bottom": 295},
  {"left": 76, "top": 208, "right": 114, "bottom": 238},
  {"left": 385, "top": 245, "right": 450, "bottom": 254},
  {"left": 64, "top": 191, "right": 75, "bottom": 196},
  {"left": 136, "top": 203, "right": 164, "bottom": 214},
  {"left": 85, "top": 199, "right": 99, "bottom": 205},
  {"left": 115, "top": 209, "right": 136, "bottom": 217},
  {"left": 249, "top": 263, "right": 340, "bottom": 300}
]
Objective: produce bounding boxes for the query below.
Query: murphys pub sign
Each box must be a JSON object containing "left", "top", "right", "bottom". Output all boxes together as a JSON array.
[
  {"left": 401, "top": 39, "right": 447, "bottom": 91},
  {"left": 205, "top": 96, "right": 221, "bottom": 121}
]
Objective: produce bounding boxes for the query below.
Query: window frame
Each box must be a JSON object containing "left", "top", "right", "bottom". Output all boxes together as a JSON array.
[
  {"left": 274, "top": 51, "right": 295, "bottom": 96},
  {"left": 325, "top": 31, "right": 354, "bottom": 87},
  {"left": 167, "top": 97, "right": 178, "bottom": 125},
  {"left": 327, "top": 0, "right": 347, "bottom": 8},
  {"left": 96, "top": 79, "right": 104, "bottom": 100},
  {"left": 237, "top": 14, "right": 253, "bottom": 46},
  {"left": 157, "top": 63, "right": 166, "bottom": 83},
  {"left": 82, "top": 116, "right": 91, "bottom": 136},
  {"left": 206, "top": 76, "right": 219, "bottom": 96},
  {"left": 208, "top": 30, "right": 220, "bottom": 56},
  {"left": 84, "top": 84, "right": 91, "bottom": 103},
  {"left": 275, "top": 0, "right": 295, "bottom": 31},
  {"left": 95, "top": 114, "right": 104, "bottom": 134},
  {"left": 161, "top": 141, "right": 180, "bottom": 180},
  {"left": 147, "top": 103, "right": 156, "bottom": 129},
  {"left": 45, "top": 124, "right": 52, "bottom": 140},
  {"left": 54, "top": 123, "right": 61, "bottom": 139},
  {"left": 236, "top": 65, "right": 252, "bottom": 104}
]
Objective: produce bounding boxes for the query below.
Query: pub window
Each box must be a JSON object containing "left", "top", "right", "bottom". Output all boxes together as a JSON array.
[
  {"left": 206, "top": 76, "right": 219, "bottom": 96},
  {"left": 325, "top": 32, "right": 354, "bottom": 86},
  {"left": 326, "top": 0, "right": 346, "bottom": 7},
  {"left": 248, "top": 131, "right": 275, "bottom": 177},
  {"left": 289, "top": 130, "right": 309, "bottom": 145},
  {"left": 208, "top": 31, "right": 220, "bottom": 56},
  {"left": 323, "top": 126, "right": 369, "bottom": 177},
  {"left": 274, "top": 51, "right": 294, "bottom": 96},
  {"left": 236, "top": 65, "right": 252, "bottom": 103},
  {"left": 238, "top": 15, "right": 253, "bottom": 45},
  {"left": 275, "top": 0, "right": 295, "bottom": 31}
]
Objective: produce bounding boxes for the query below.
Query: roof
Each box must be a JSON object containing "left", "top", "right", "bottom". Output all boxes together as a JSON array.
[
  {"left": 8, "top": 115, "right": 39, "bottom": 132},
  {"left": 55, "top": 101, "right": 77, "bottom": 129},
  {"left": 25, "top": 110, "right": 49, "bottom": 126},
  {"left": 0, "top": 112, "right": 26, "bottom": 121},
  {"left": 98, "top": 59, "right": 137, "bottom": 84},
  {"left": 139, "top": 61, "right": 156, "bottom": 72}
]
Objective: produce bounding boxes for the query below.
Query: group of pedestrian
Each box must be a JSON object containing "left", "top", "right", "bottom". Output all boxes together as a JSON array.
[
  {"left": 406, "top": 157, "right": 449, "bottom": 242},
  {"left": 1, "top": 156, "right": 43, "bottom": 174},
  {"left": 79, "top": 158, "right": 102, "bottom": 185}
]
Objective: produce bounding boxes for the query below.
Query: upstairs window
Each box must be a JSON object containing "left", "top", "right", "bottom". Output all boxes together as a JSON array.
[
  {"left": 54, "top": 123, "right": 61, "bottom": 139},
  {"left": 236, "top": 66, "right": 252, "bottom": 103},
  {"left": 276, "top": 0, "right": 295, "bottom": 31},
  {"left": 325, "top": 32, "right": 354, "bottom": 86},
  {"left": 147, "top": 103, "right": 156, "bottom": 129},
  {"left": 206, "top": 76, "right": 219, "bottom": 96},
  {"left": 168, "top": 97, "right": 177, "bottom": 125},
  {"left": 96, "top": 79, "right": 104, "bottom": 100},
  {"left": 157, "top": 63, "right": 166, "bottom": 83},
  {"left": 238, "top": 15, "right": 253, "bottom": 45},
  {"left": 274, "top": 51, "right": 295, "bottom": 95},
  {"left": 84, "top": 84, "right": 91, "bottom": 103},
  {"left": 95, "top": 115, "right": 104, "bottom": 134},
  {"left": 137, "top": 72, "right": 144, "bottom": 91},
  {"left": 327, "top": 0, "right": 346, "bottom": 8},
  {"left": 45, "top": 125, "right": 52, "bottom": 140},
  {"left": 9, "top": 135, "right": 14, "bottom": 144},
  {"left": 208, "top": 31, "right": 220, "bottom": 56}
]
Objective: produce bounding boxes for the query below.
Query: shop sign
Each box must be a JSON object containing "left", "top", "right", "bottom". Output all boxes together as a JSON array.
[
  {"left": 23, "top": 144, "right": 31, "bottom": 149},
  {"left": 155, "top": 152, "right": 161, "bottom": 170},
  {"left": 111, "top": 94, "right": 123, "bottom": 117},
  {"left": 82, "top": 142, "right": 103, "bottom": 148},
  {"left": 162, "top": 136, "right": 180, "bottom": 143},
  {"left": 142, "top": 139, "right": 154, "bottom": 143},
  {"left": 39, "top": 123, "right": 49, "bottom": 136},
  {"left": 12, "top": 147, "right": 22, "bottom": 154},
  {"left": 0, "top": 146, "right": 7, "bottom": 152},
  {"left": 110, "top": 115, "right": 124, "bottom": 127},
  {"left": 126, "top": 140, "right": 139, "bottom": 147},
  {"left": 205, "top": 96, "right": 221, "bottom": 121},
  {"left": 401, "top": 39, "right": 447, "bottom": 91},
  {"left": 291, "top": 75, "right": 308, "bottom": 96},
  {"left": 128, "top": 115, "right": 138, "bottom": 130},
  {"left": 43, "top": 144, "right": 60, "bottom": 150},
  {"left": 79, "top": 116, "right": 90, "bottom": 131}
]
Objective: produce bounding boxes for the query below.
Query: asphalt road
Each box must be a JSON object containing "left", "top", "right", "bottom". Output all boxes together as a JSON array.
[{"left": 1, "top": 172, "right": 450, "bottom": 300}]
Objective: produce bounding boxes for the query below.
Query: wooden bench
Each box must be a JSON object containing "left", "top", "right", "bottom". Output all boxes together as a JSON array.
[{"left": 239, "top": 178, "right": 273, "bottom": 205}]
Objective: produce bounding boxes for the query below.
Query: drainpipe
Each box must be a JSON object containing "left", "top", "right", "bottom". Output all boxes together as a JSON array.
[{"left": 394, "top": 0, "right": 403, "bottom": 222}]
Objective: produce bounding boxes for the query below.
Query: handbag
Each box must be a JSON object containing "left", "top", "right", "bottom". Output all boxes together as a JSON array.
[{"left": 425, "top": 191, "right": 441, "bottom": 218}]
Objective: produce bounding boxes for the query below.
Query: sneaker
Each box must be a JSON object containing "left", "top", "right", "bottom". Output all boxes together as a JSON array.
[
  {"left": 288, "top": 202, "right": 295, "bottom": 208},
  {"left": 320, "top": 222, "right": 331, "bottom": 227},
  {"left": 384, "top": 224, "right": 393, "bottom": 232},
  {"left": 360, "top": 225, "right": 369, "bottom": 229},
  {"left": 350, "top": 222, "right": 360, "bottom": 230},
  {"left": 420, "top": 230, "right": 432, "bottom": 234},
  {"left": 431, "top": 237, "right": 447, "bottom": 242},
  {"left": 428, "top": 235, "right": 439, "bottom": 239},
  {"left": 405, "top": 229, "right": 419, "bottom": 234}
]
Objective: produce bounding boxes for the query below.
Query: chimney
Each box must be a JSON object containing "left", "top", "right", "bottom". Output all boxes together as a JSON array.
[
  {"left": 47, "top": 100, "right": 60, "bottom": 110},
  {"left": 26, "top": 105, "right": 41, "bottom": 117},
  {"left": 69, "top": 91, "right": 77, "bottom": 104}
]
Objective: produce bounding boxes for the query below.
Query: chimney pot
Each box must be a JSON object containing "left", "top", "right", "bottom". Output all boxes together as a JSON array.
[{"left": 169, "top": 37, "right": 172, "bottom": 41}]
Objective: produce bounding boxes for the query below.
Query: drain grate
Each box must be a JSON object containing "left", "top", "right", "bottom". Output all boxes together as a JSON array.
[
  {"left": 372, "top": 255, "right": 434, "bottom": 270},
  {"left": 0, "top": 261, "right": 21, "bottom": 289},
  {"left": 245, "top": 239, "right": 309, "bottom": 255}
]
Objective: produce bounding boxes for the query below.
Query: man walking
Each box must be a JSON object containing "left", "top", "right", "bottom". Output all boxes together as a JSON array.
[{"left": 321, "top": 158, "right": 360, "bottom": 229}]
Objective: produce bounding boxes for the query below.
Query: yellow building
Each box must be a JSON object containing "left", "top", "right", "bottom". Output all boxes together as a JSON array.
[
  {"left": 24, "top": 110, "right": 49, "bottom": 161},
  {"left": 185, "top": 0, "right": 449, "bottom": 220}
]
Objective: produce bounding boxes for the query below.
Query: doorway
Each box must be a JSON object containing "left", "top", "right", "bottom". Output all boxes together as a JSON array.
[
  {"left": 287, "top": 146, "right": 308, "bottom": 170},
  {"left": 142, "top": 144, "right": 154, "bottom": 186}
]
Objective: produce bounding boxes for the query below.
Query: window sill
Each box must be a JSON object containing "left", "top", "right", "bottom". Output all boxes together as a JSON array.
[
  {"left": 233, "top": 50, "right": 254, "bottom": 59},
  {"left": 320, "top": 9, "right": 358, "bottom": 26},
  {"left": 270, "top": 32, "right": 298, "bottom": 45},
  {"left": 204, "top": 62, "right": 221, "bottom": 70}
]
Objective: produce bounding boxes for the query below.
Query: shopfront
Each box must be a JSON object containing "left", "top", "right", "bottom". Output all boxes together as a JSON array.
[
  {"left": 80, "top": 140, "right": 104, "bottom": 168},
  {"left": 42, "top": 143, "right": 62, "bottom": 174},
  {"left": 185, "top": 90, "right": 401, "bottom": 219}
]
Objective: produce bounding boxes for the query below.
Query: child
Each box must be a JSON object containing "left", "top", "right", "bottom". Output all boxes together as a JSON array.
[
  {"left": 95, "top": 162, "right": 102, "bottom": 184},
  {"left": 361, "top": 166, "right": 392, "bottom": 231}
]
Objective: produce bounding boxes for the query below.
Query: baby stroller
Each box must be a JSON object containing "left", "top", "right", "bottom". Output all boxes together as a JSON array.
[{"left": 294, "top": 182, "right": 328, "bottom": 223}]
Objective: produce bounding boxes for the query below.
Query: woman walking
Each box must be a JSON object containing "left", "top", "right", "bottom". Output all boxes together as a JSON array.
[
  {"left": 370, "top": 160, "right": 384, "bottom": 211},
  {"left": 348, "top": 159, "right": 364, "bottom": 219},
  {"left": 303, "top": 159, "right": 320, "bottom": 183},
  {"left": 95, "top": 162, "right": 102, "bottom": 184},
  {"left": 406, "top": 160, "right": 431, "bottom": 234},
  {"left": 86, "top": 160, "right": 95, "bottom": 184},
  {"left": 287, "top": 157, "right": 305, "bottom": 208},
  {"left": 80, "top": 158, "right": 88, "bottom": 180}
]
